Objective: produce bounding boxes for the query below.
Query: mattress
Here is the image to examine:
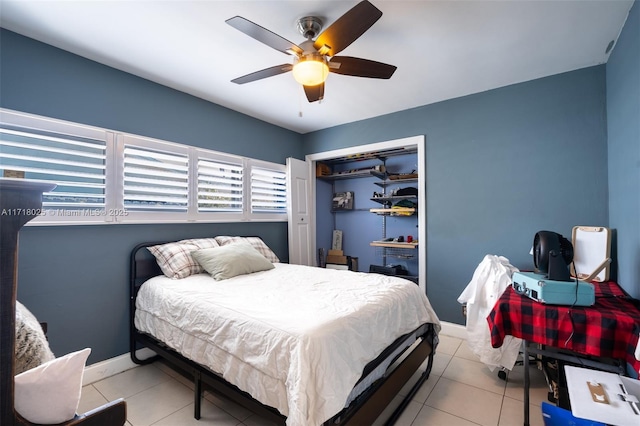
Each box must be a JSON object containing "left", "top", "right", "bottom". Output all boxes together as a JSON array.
[{"left": 134, "top": 263, "right": 440, "bottom": 426}]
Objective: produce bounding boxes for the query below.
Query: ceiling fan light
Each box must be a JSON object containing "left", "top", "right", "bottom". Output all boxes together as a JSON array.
[{"left": 292, "top": 57, "right": 329, "bottom": 86}]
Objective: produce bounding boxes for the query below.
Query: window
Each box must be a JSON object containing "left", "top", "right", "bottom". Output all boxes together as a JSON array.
[
  {"left": 0, "top": 109, "right": 287, "bottom": 224},
  {"left": 0, "top": 112, "right": 113, "bottom": 223},
  {"left": 197, "top": 156, "right": 243, "bottom": 214},
  {"left": 122, "top": 138, "right": 189, "bottom": 213},
  {"left": 250, "top": 163, "right": 287, "bottom": 214}
]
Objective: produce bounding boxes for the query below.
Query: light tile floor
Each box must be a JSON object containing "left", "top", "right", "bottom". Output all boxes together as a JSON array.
[{"left": 79, "top": 334, "right": 550, "bottom": 425}]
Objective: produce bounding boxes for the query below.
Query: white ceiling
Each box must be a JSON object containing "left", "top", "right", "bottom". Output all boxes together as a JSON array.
[{"left": 0, "top": 1, "right": 633, "bottom": 134}]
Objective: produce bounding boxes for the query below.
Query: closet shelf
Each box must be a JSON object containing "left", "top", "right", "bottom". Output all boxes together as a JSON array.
[
  {"left": 373, "top": 177, "right": 418, "bottom": 188},
  {"left": 318, "top": 169, "right": 385, "bottom": 181},
  {"left": 331, "top": 207, "right": 370, "bottom": 213},
  {"left": 370, "top": 241, "right": 419, "bottom": 249},
  {"left": 369, "top": 207, "right": 416, "bottom": 216},
  {"left": 370, "top": 195, "right": 418, "bottom": 205}
]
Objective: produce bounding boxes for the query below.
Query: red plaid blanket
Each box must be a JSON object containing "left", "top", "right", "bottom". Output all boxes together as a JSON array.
[{"left": 487, "top": 280, "right": 640, "bottom": 376}]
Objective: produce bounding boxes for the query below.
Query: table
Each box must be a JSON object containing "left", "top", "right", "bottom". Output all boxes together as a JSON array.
[{"left": 487, "top": 281, "right": 640, "bottom": 425}]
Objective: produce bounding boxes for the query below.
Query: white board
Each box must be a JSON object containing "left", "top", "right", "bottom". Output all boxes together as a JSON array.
[{"left": 571, "top": 226, "right": 611, "bottom": 282}]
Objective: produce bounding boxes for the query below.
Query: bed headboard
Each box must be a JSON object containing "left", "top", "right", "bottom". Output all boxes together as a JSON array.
[
  {"left": 130, "top": 242, "right": 165, "bottom": 364},
  {"left": 130, "top": 242, "right": 164, "bottom": 292}
]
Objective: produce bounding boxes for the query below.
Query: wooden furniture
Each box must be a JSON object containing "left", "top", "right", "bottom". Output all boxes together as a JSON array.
[
  {"left": 0, "top": 178, "right": 127, "bottom": 426},
  {"left": 130, "top": 241, "right": 437, "bottom": 425}
]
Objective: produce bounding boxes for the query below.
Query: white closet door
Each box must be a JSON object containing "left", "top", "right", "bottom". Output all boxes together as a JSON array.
[{"left": 286, "top": 157, "right": 313, "bottom": 265}]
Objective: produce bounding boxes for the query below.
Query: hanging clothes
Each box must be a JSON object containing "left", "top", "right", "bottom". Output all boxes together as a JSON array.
[{"left": 458, "top": 254, "right": 522, "bottom": 371}]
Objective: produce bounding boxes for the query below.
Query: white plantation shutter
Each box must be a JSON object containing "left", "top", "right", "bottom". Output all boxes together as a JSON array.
[
  {"left": 123, "top": 145, "right": 189, "bottom": 212},
  {"left": 251, "top": 166, "right": 286, "bottom": 214},
  {"left": 197, "top": 157, "right": 243, "bottom": 213},
  {"left": 0, "top": 126, "right": 107, "bottom": 211},
  {"left": 1, "top": 109, "right": 288, "bottom": 224}
]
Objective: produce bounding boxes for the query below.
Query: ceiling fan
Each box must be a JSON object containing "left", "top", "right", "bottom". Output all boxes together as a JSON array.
[{"left": 226, "top": 0, "right": 397, "bottom": 103}]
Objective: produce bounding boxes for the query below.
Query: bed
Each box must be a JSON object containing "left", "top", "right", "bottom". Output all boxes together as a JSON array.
[{"left": 129, "top": 237, "right": 440, "bottom": 425}]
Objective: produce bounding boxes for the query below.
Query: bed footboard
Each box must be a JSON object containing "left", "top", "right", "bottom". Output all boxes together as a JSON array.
[{"left": 327, "top": 324, "right": 436, "bottom": 425}]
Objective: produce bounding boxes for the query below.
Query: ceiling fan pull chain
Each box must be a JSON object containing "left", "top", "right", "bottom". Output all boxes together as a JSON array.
[{"left": 298, "top": 91, "right": 303, "bottom": 118}]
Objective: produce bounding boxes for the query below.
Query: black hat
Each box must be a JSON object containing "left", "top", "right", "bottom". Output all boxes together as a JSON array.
[{"left": 394, "top": 187, "right": 418, "bottom": 196}]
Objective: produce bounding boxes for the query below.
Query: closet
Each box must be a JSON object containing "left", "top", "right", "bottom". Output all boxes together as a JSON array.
[
  {"left": 313, "top": 142, "right": 423, "bottom": 287},
  {"left": 0, "top": 178, "right": 127, "bottom": 426}
]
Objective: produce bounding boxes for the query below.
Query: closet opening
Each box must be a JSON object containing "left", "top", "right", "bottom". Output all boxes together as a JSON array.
[{"left": 296, "top": 136, "right": 426, "bottom": 293}]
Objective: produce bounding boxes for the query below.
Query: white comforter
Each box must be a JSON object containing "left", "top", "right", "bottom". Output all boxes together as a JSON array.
[{"left": 135, "top": 263, "right": 440, "bottom": 426}]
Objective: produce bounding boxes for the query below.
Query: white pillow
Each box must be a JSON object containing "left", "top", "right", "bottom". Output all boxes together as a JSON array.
[
  {"left": 15, "top": 348, "right": 91, "bottom": 424},
  {"left": 214, "top": 236, "right": 280, "bottom": 263},
  {"left": 192, "top": 241, "right": 274, "bottom": 281},
  {"left": 147, "top": 238, "right": 219, "bottom": 278}
]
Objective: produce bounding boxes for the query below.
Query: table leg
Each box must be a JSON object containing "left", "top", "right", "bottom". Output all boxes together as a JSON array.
[{"left": 523, "top": 340, "right": 530, "bottom": 426}]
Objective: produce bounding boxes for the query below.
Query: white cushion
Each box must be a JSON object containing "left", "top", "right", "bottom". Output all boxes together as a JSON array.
[
  {"left": 192, "top": 241, "right": 274, "bottom": 280},
  {"left": 15, "top": 348, "right": 91, "bottom": 424}
]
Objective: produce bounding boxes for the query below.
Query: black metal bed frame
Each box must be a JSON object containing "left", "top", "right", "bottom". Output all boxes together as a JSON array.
[{"left": 129, "top": 241, "right": 437, "bottom": 425}]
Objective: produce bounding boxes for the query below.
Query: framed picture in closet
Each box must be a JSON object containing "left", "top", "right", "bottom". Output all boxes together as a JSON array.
[{"left": 332, "top": 191, "right": 354, "bottom": 210}]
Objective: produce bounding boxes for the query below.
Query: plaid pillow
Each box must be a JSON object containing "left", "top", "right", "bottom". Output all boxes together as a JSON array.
[
  {"left": 147, "top": 238, "right": 219, "bottom": 279},
  {"left": 214, "top": 236, "right": 280, "bottom": 263}
]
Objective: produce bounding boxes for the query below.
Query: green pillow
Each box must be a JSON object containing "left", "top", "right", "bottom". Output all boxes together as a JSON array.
[{"left": 192, "top": 242, "right": 274, "bottom": 281}]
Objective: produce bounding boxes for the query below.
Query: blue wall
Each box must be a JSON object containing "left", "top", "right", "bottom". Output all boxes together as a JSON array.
[
  {"left": 304, "top": 66, "right": 611, "bottom": 323},
  {"left": 0, "top": 29, "right": 301, "bottom": 363},
  {"left": 606, "top": 0, "right": 640, "bottom": 299}
]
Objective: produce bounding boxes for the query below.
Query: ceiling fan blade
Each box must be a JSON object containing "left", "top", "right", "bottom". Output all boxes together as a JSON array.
[
  {"left": 303, "top": 83, "right": 324, "bottom": 103},
  {"left": 231, "top": 64, "right": 293, "bottom": 84},
  {"left": 330, "top": 56, "right": 396, "bottom": 79},
  {"left": 313, "top": 0, "right": 382, "bottom": 57},
  {"left": 226, "top": 16, "right": 303, "bottom": 56}
]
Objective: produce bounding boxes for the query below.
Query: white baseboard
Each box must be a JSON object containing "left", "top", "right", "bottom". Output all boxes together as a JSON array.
[
  {"left": 83, "top": 348, "right": 155, "bottom": 386},
  {"left": 440, "top": 321, "right": 466, "bottom": 340},
  {"left": 84, "top": 324, "right": 466, "bottom": 386}
]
